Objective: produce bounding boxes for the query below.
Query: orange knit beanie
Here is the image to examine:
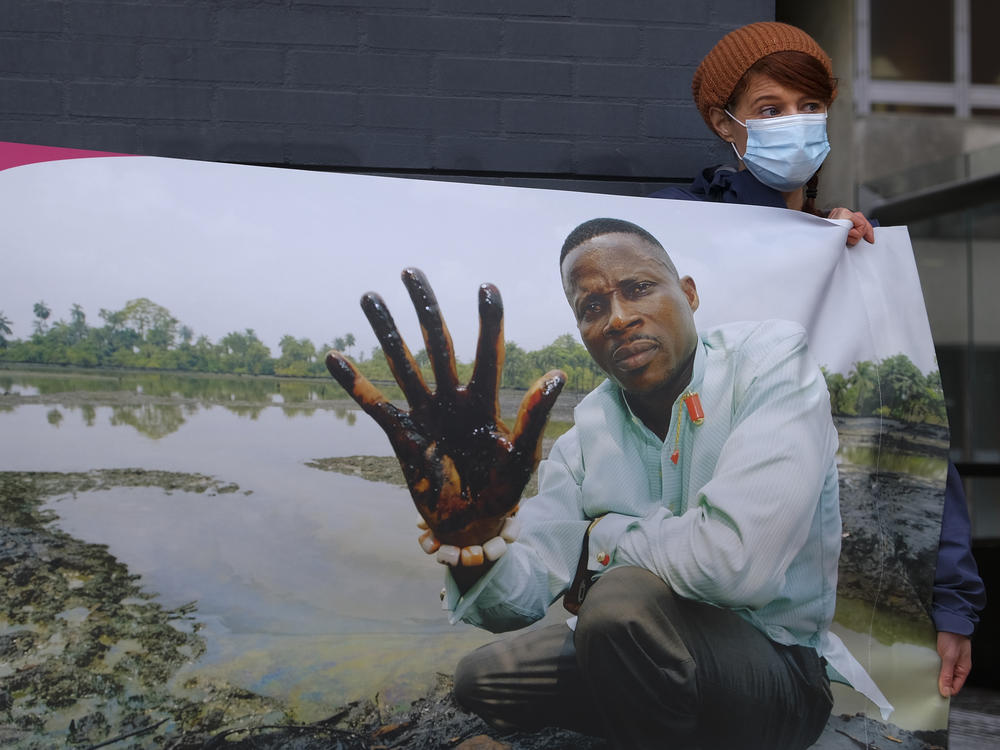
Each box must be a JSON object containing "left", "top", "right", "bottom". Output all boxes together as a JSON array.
[{"left": 692, "top": 22, "right": 834, "bottom": 127}]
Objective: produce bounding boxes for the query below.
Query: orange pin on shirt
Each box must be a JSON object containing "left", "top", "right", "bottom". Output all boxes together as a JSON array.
[
  {"left": 684, "top": 392, "right": 704, "bottom": 425},
  {"left": 671, "top": 391, "right": 704, "bottom": 464}
]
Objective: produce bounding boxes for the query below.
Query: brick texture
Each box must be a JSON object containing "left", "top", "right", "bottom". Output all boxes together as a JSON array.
[
  {"left": 66, "top": 2, "right": 214, "bottom": 41},
  {"left": 0, "top": 0, "right": 64, "bottom": 33},
  {"left": 0, "top": 0, "right": 772, "bottom": 185}
]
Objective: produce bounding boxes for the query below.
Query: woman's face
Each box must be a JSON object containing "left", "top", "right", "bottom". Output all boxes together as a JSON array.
[{"left": 711, "top": 72, "right": 829, "bottom": 156}]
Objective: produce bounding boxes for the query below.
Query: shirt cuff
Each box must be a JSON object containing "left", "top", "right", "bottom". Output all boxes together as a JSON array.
[
  {"left": 586, "top": 513, "right": 640, "bottom": 571},
  {"left": 932, "top": 606, "right": 977, "bottom": 637},
  {"left": 443, "top": 553, "right": 509, "bottom": 626}
]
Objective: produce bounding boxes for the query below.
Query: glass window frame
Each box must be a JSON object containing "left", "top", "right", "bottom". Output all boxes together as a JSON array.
[{"left": 856, "top": 0, "right": 1000, "bottom": 116}]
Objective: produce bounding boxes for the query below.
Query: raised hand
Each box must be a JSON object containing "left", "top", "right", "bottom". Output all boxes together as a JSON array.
[{"left": 325, "top": 268, "right": 567, "bottom": 549}]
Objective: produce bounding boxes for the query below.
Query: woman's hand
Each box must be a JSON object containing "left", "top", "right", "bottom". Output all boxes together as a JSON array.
[
  {"left": 936, "top": 631, "right": 972, "bottom": 697},
  {"left": 325, "top": 268, "right": 566, "bottom": 549},
  {"left": 828, "top": 207, "right": 875, "bottom": 247}
]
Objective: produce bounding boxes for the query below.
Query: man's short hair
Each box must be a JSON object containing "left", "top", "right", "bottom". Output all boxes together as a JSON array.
[{"left": 560, "top": 218, "right": 678, "bottom": 278}]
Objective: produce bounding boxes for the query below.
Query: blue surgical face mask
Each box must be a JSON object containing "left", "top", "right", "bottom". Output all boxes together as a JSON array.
[{"left": 726, "top": 111, "right": 831, "bottom": 192}]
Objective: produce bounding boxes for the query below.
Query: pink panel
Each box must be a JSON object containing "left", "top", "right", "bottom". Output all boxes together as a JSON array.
[{"left": 0, "top": 141, "right": 129, "bottom": 171}]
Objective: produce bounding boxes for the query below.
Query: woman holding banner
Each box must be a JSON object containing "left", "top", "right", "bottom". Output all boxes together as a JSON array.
[
  {"left": 655, "top": 21, "right": 985, "bottom": 699},
  {"left": 655, "top": 22, "right": 874, "bottom": 246}
]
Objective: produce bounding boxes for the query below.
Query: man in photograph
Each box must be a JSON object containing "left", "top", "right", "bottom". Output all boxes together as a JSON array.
[
  {"left": 448, "top": 218, "right": 875, "bottom": 749},
  {"left": 328, "top": 217, "right": 888, "bottom": 749}
]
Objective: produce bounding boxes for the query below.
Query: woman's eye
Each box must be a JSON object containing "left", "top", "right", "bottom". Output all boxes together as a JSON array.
[{"left": 761, "top": 106, "right": 780, "bottom": 117}]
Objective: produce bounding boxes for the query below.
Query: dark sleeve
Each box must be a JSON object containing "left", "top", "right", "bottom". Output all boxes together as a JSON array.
[
  {"left": 649, "top": 167, "right": 787, "bottom": 208},
  {"left": 932, "top": 462, "right": 987, "bottom": 635},
  {"left": 649, "top": 186, "right": 700, "bottom": 201}
]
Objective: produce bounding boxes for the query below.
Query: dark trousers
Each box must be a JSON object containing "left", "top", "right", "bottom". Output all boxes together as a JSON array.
[{"left": 454, "top": 567, "right": 833, "bottom": 750}]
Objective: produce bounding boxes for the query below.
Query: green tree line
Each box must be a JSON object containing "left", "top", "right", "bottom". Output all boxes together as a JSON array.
[
  {"left": 0, "top": 299, "right": 603, "bottom": 391},
  {"left": 823, "top": 355, "right": 946, "bottom": 424},
  {"left": 1, "top": 301, "right": 946, "bottom": 417}
]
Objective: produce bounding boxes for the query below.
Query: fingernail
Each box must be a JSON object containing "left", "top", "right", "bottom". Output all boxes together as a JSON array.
[
  {"left": 461, "top": 545, "right": 484, "bottom": 566},
  {"left": 419, "top": 529, "right": 440, "bottom": 554},
  {"left": 436, "top": 545, "right": 461, "bottom": 566},
  {"left": 483, "top": 536, "right": 507, "bottom": 561},
  {"left": 501, "top": 517, "right": 520, "bottom": 543}
]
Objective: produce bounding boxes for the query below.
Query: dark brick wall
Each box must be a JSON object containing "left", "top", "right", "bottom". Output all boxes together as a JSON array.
[{"left": 0, "top": 0, "right": 773, "bottom": 194}]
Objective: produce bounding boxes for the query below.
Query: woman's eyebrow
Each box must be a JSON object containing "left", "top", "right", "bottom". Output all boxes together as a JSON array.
[{"left": 747, "top": 93, "right": 782, "bottom": 107}]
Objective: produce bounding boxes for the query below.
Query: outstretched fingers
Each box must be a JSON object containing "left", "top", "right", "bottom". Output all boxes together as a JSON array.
[
  {"left": 511, "top": 369, "right": 567, "bottom": 465},
  {"left": 325, "top": 351, "right": 407, "bottom": 435},
  {"left": 468, "top": 283, "right": 504, "bottom": 415},
  {"left": 360, "top": 291, "right": 430, "bottom": 411},
  {"left": 402, "top": 268, "right": 459, "bottom": 398}
]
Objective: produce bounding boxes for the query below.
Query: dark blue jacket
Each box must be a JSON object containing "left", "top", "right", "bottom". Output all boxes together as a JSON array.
[
  {"left": 652, "top": 164, "right": 986, "bottom": 635},
  {"left": 651, "top": 163, "right": 788, "bottom": 207}
]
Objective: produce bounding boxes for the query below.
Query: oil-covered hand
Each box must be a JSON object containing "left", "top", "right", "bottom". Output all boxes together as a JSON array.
[{"left": 325, "top": 268, "right": 567, "bottom": 549}]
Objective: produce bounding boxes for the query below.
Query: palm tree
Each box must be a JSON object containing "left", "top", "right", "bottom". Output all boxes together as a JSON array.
[
  {"left": 33, "top": 301, "right": 51, "bottom": 335},
  {"left": 0, "top": 310, "right": 12, "bottom": 348}
]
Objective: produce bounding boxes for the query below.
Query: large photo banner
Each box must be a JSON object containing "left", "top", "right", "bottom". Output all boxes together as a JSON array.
[{"left": 0, "top": 144, "right": 949, "bottom": 748}]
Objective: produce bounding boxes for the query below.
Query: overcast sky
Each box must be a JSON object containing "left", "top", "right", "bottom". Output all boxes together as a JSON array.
[{"left": 1, "top": 150, "right": 936, "bottom": 375}]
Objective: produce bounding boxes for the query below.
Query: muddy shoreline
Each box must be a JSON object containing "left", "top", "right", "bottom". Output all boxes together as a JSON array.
[
  {"left": 0, "top": 470, "right": 286, "bottom": 748},
  {"left": 833, "top": 416, "right": 949, "bottom": 622},
  {"left": 0, "top": 465, "right": 947, "bottom": 749},
  {"left": 1, "top": 458, "right": 948, "bottom": 748},
  {"left": 0, "top": 469, "right": 604, "bottom": 748}
]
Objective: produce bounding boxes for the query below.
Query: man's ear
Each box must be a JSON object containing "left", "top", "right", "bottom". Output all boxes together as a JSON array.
[
  {"left": 681, "top": 276, "right": 699, "bottom": 312},
  {"left": 708, "top": 107, "right": 734, "bottom": 142}
]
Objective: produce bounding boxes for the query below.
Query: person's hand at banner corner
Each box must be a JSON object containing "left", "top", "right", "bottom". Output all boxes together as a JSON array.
[
  {"left": 936, "top": 631, "right": 972, "bottom": 697},
  {"left": 828, "top": 207, "right": 875, "bottom": 247}
]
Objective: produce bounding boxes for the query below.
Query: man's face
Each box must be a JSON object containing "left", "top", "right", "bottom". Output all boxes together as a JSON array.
[{"left": 561, "top": 233, "right": 699, "bottom": 396}]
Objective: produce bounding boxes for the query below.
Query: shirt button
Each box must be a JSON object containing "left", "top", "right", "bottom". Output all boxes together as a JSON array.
[{"left": 597, "top": 551, "right": 611, "bottom": 566}]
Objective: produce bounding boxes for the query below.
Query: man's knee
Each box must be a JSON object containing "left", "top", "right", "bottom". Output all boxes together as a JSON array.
[
  {"left": 575, "top": 566, "right": 678, "bottom": 651},
  {"left": 453, "top": 625, "right": 596, "bottom": 735},
  {"left": 573, "top": 587, "right": 627, "bottom": 652},
  {"left": 574, "top": 567, "right": 696, "bottom": 696},
  {"left": 453, "top": 643, "right": 535, "bottom": 732},
  {"left": 453, "top": 646, "right": 490, "bottom": 713}
]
